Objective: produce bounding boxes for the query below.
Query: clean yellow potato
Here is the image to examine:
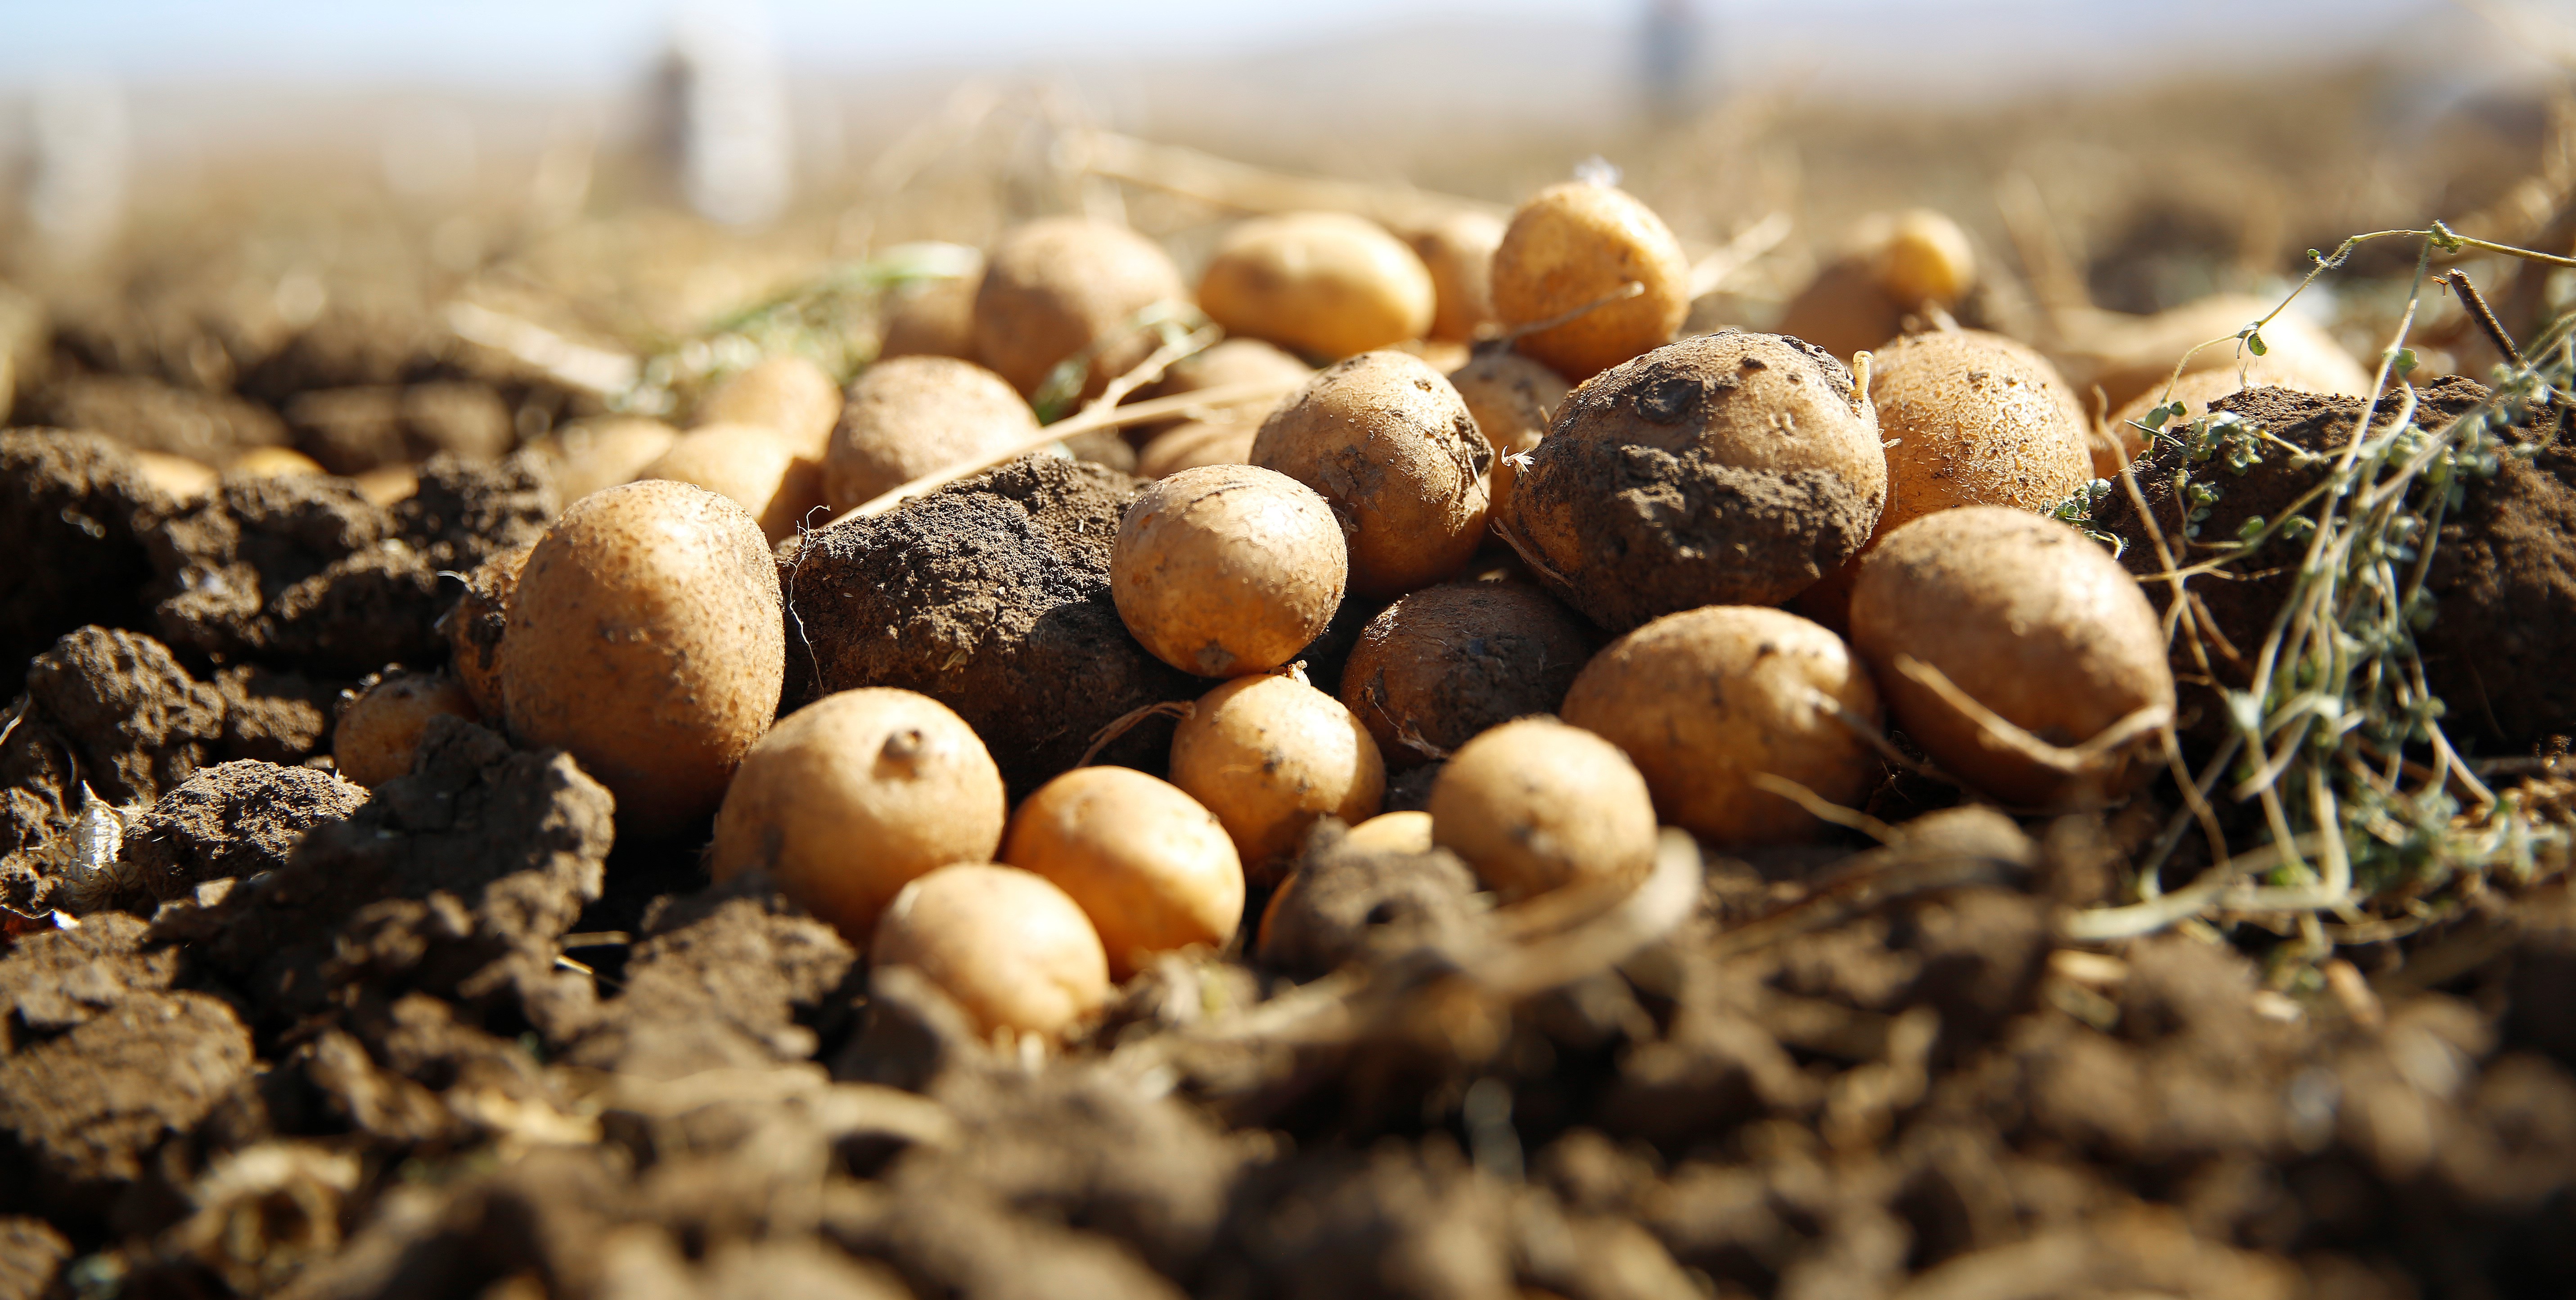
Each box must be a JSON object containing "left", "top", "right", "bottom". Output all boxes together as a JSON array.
[
  {"left": 1001, "top": 765, "right": 1245, "bottom": 979},
  {"left": 529, "top": 416, "right": 681, "bottom": 504},
  {"left": 1197, "top": 212, "right": 1436, "bottom": 360},
  {"left": 1169, "top": 671, "right": 1386, "bottom": 881},
  {"left": 1409, "top": 210, "right": 1507, "bottom": 343},
  {"left": 1343, "top": 809, "right": 1434, "bottom": 854},
  {"left": 130, "top": 450, "right": 219, "bottom": 501},
  {"left": 334, "top": 671, "right": 479, "bottom": 788},
  {"left": 827, "top": 355, "right": 1039, "bottom": 511},
  {"left": 1112, "top": 464, "right": 1347, "bottom": 677},
  {"left": 871, "top": 863, "right": 1110, "bottom": 1042},
  {"left": 640, "top": 422, "right": 829, "bottom": 544},
  {"left": 1776, "top": 209, "right": 1979, "bottom": 362},
  {"left": 1864, "top": 208, "right": 1977, "bottom": 309},
  {"left": 351, "top": 464, "right": 417, "bottom": 506},
  {"left": 694, "top": 355, "right": 842, "bottom": 458},
  {"left": 974, "top": 217, "right": 1188, "bottom": 401},
  {"left": 1445, "top": 348, "right": 1569, "bottom": 528},
  {"left": 228, "top": 446, "right": 325, "bottom": 478},
  {"left": 500, "top": 479, "right": 784, "bottom": 838},
  {"left": 1561, "top": 605, "right": 1883, "bottom": 843},
  {"left": 712, "top": 687, "right": 1008, "bottom": 943},
  {"left": 1428, "top": 716, "right": 1657, "bottom": 902},
  {"left": 1490, "top": 182, "right": 1691, "bottom": 381},
  {"left": 1250, "top": 350, "right": 1492, "bottom": 600}
]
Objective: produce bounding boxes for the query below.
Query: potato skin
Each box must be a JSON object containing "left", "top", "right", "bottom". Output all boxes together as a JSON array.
[
  {"left": 334, "top": 671, "right": 478, "bottom": 787},
  {"left": 1250, "top": 351, "right": 1493, "bottom": 600},
  {"left": 1000, "top": 765, "right": 1244, "bottom": 978},
  {"left": 1870, "top": 209, "right": 1977, "bottom": 308},
  {"left": 641, "top": 422, "right": 829, "bottom": 544},
  {"left": 1867, "top": 330, "right": 2090, "bottom": 537},
  {"left": 694, "top": 355, "right": 842, "bottom": 457},
  {"left": 500, "top": 479, "right": 784, "bottom": 838},
  {"left": 1848, "top": 507, "right": 2174, "bottom": 808},
  {"left": 446, "top": 541, "right": 531, "bottom": 720},
  {"left": 871, "top": 863, "right": 1109, "bottom": 1041},
  {"left": 1135, "top": 418, "right": 1256, "bottom": 479},
  {"left": 1410, "top": 210, "right": 1506, "bottom": 343},
  {"left": 1491, "top": 182, "right": 1691, "bottom": 381},
  {"left": 1343, "top": 809, "right": 1433, "bottom": 854},
  {"left": 1112, "top": 464, "right": 1347, "bottom": 677},
  {"left": 1561, "top": 605, "right": 1882, "bottom": 843},
  {"left": 973, "top": 217, "right": 1188, "bottom": 401},
  {"left": 1502, "top": 330, "right": 1886, "bottom": 631},
  {"left": 827, "top": 356, "right": 1038, "bottom": 511},
  {"left": 1446, "top": 348, "right": 1569, "bottom": 529},
  {"left": 1170, "top": 672, "right": 1386, "bottom": 880},
  {"left": 1337, "top": 582, "right": 1591, "bottom": 767},
  {"left": 1198, "top": 212, "right": 1437, "bottom": 360},
  {"left": 879, "top": 263, "right": 983, "bottom": 362},
  {"left": 529, "top": 417, "right": 679, "bottom": 504},
  {"left": 1429, "top": 717, "right": 1657, "bottom": 902},
  {"left": 712, "top": 687, "right": 1007, "bottom": 942}
]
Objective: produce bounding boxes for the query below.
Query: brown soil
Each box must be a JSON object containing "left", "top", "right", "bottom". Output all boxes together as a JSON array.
[
  {"left": 0, "top": 430, "right": 164, "bottom": 685},
  {"left": 23, "top": 375, "right": 289, "bottom": 467}
]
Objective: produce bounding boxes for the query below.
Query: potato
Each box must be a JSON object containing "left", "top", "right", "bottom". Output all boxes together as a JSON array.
[
  {"left": 1561, "top": 605, "right": 1882, "bottom": 843},
  {"left": 2054, "top": 293, "right": 2372, "bottom": 415},
  {"left": 974, "top": 217, "right": 1188, "bottom": 401},
  {"left": 351, "top": 464, "right": 417, "bottom": 506},
  {"left": 528, "top": 416, "right": 680, "bottom": 503},
  {"left": 1144, "top": 337, "right": 1316, "bottom": 405},
  {"left": 712, "top": 687, "right": 1007, "bottom": 941},
  {"left": 446, "top": 542, "right": 529, "bottom": 720},
  {"left": 1428, "top": 717, "right": 1657, "bottom": 902},
  {"left": 1344, "top": 809, "right": 1433, "bottom": 854},
  {"left": 1774, "top": 260, "right": 1905, "bottom": 365},
  {"left": 1112, "top": 464, "right": 1347, "bottom": 677},
  {"left": 1777, "top": 209, "right": 1978, "bottom": 362},
  {"left": 1410, "top": 210, "right": 1506, "bottom": 343},
  {"left": 1848, "top": 507, "right": 2173, "bottom": 808},
  {"left": 1491, "top": 181, "right": 1691, "bottom": 381},
  {"left": 1000, "top": 765, "right": 1244, "bottom": 978},
  {"left": 879, "top": 262, "right": 983, "bottom": 362},
  {"left": 871, "top": 863, "right": 1109, "bottom": 1042},
  {"left": 694, "top": 356, "right": 842, "bottom": 458},
  {"left": 1502, "top": 331, "right": 1885, "bottom": 631},
  {"left": 1135, "top": 417, "right": 1256, "bottom": 479},
  {"left": 130, "top": 450, "right": 218, "bottom": 501},
  {"left": 640, "top": 422, "right": 829, "bottom": 544},
  {"left": 334, "top": 671, "right": 478, "bottom": 787},
  {"left": 500, "top": 479, "right": 784, "bottom": 838},
  {"left": 228, "top": 446, "right": 325, "bottom": 478},
  {"left": 1170, "top": 670, "right": 1385, "bottom": 880},
  {"left": 1338, "top": 582, "right": 1590, "bottom": 767},
  {"left": 1198, "top": 212, "right": 1436, "bottom": 360},
  {"left": 1445, "top": 348, "right": 1568, "bottom": 528},
  {"left": 828, "top": 355, "right": 1039, "bottom": 511},
  {"left": 1250, "top": 351, "right": 1492, "bottom": 599}
]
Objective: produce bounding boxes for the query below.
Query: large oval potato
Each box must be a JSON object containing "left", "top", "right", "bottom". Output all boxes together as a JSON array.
[
  {"left": 1251, "top": 351, "right": 1492, "bottom": 600},
  {"left": 827, "top": 356, "right": 1039, "bottom": 511},
  {"left": 1491, "top": 182, "right": 1691, "bottom": 381},
  {"left": 500, "top": 479, "right": 784, "bottom": 838},
  {"left": 973, "top": 217, "right": 1188, "bottom": 401},
  {"left": 1198, "top": 212, "right": 1437, "bottom": 360}
]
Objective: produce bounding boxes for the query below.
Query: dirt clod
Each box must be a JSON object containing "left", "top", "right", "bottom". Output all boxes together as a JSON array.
[
  {"left": 122, "top": 759, "right": 365, "bottom": 906},
  {"left": 0, "top": 430, "right": 164, "bottom": 685}
]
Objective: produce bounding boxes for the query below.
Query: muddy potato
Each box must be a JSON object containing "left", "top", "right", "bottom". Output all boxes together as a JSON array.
[
  {"left": 1135, "top": 417, "right": 1256, "bottom": 478},
  {"left": 1446, "top": 348, "right": 1569, "bottom": 528},
  {"left": 1000, "top": 766, "right": 1244, "bottom": 978},
  {"left": 1491, "top": 181, "right": 1691, "bottom": 381},
  {"left": 1428, "top": 716, "right": 1657, "bottom": 902},
  {"left": 530, "top": 416, "right": 680, "bottom": 503},
  {"left": 1113, "top": 464, "right": 1347, "bottom": 677},
  {"left": 1849, "top": 507, "right": 2174, "bottom": 809},
  {"left": 1562, "top": 605, "right": 1882, "bottom": 843},
  {"left": 974, "top": 217, "right": 1188, "bottom": 401},
  {"left": 500, "top": 479, "right": 784, "bottom": 838},
  {"left": 694, "top": 356, "right": 841, "bottom": 458},
  {"left": 828, "top": 356, "right": 1039, "bottom": 511},
  {"left": 1344, "top": 809, "right": 1434, "bottom": 854},
  {"left": 1198, "top": 212, "right": 1437, "bottom": 360},
  {"left": 447, "top": 542, "right": 530, "bottom": 719},
  {"left": 1502, "top": 331, "right": 1886, "bottom": 631},
  {"left": 641, "top": 422, "right": 829, "bottom": 544},
  {"left": 871, "top": 863, "right": 1109, "bottom": 1042},
  {"left": 1170, "top": 671, "right": 1386, "bottom": 880},
  {"left": 712, "top": 687, "right": 1007, "bottom": 941},
  {"left": 1410, "top": 210, "right": 1506, "bottom": 343},
  {"left": 1251, "top": 351, "right": 1492, "bottom": 599},
  {"left": 1338, "top": 582, "right": 1591, "bottom": 767},
  {"left": 333, "top": 671, "right": 479, "bottom": 788}
]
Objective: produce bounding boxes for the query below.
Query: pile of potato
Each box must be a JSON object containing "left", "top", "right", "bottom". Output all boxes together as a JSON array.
[{"left": 332, "top": 172, "right": 2375, "bottom": 1044}]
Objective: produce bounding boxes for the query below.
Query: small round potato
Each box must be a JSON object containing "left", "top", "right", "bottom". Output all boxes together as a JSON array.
[
  {"left": 712, "top": 687, "right": 1008, "bottom": 942},
  {"left": 1170, "top": 671, "right": 1386, "bottom": 880},
  {"left": 974, "top": 217, "right": 1188, "bottom": 401},
  {"left": 1491, "top": 181, "right": 1691, "bottom": 381},
  {"left": 130, "top": 450, "right": 219, "bottom": 502},
  {"left": 1338, "top": 582, "right": 1591, "bottom": 767},
  {"left": 529, "top": 416, "right": 680, "bottom": 504},
  {"left": 1849, "top": 507, "right": 2174, "bottom": 808},
  {"left": 1446, "top": 348, "right": 1569, "bottom": 528},
  {"left": 1112, "top": 464, "right": 1348, "bottom": 677},
  {"left": 1410, "top": 210, "right": 1507, "bottom": 343},
  {"left": 1198, "top": 212, "right": 1437, "bottom": 360},
  {"left": 1777, "top": 210, "right": 1978, "bottom": 362},
  {"left": 500, "top": 480, "right": 784, "bottom": 838},
  {"left": 879, "top": 263, "right": 984, "bottom": 362},
  {"left": 1251, "top": 351, "right": 1493, "bottom": 600},
  {"left": 1135, "top": 417, "right": 1257, "bottom": 479},
  {"left": 1428, "top": 716, "right": 1657, "bottom": 902},
  {"left": 1502, "top": 331, "right": 1886, "bottom": 630},
  {"left": 1001, "top": 766, "right": 1245, "bottom": 978},
  {"left": 446, "top": 542, "right": 530, "bottom": 720},
  {"left": 1343, "top": 809, "right": 1434, "bottom": 854},
  {"left": 228, "top": 446, "right": 326, "bottom": 478},
  {"left": 640, "top": 422, "right": 829, "bottom": 544},
  {"left": 871, "top": 863, "right": 1110, "bottom": 1043},
  {"left": 351, "top": 465, "right": 417, "bottom": 506},
  {"left": 827, "top": 355, "right": 1039, "bottom": 511},
  {"left": 334, "top": 671, "right": 480, "bottom": 788},
  {"left": 1561, "top": 606, "right": 1883, "bottom": 843},
  {"left": 1866, "top": 209, "right": 1977, "bottom": 309},
  {"left": 694, "top": 355, "right": 842, "bottom": 458}
]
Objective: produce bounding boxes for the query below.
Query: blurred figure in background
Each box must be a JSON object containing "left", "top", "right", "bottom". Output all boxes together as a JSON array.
[
  {"left": 25, "top": 75, "right": 128, "bottom": 269},
  {"left": 655, "top": 5, "right": 792, "bottom": 227},
  {"left": 1640, "top": 0, "right": 1706, "bottom": 122}
]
